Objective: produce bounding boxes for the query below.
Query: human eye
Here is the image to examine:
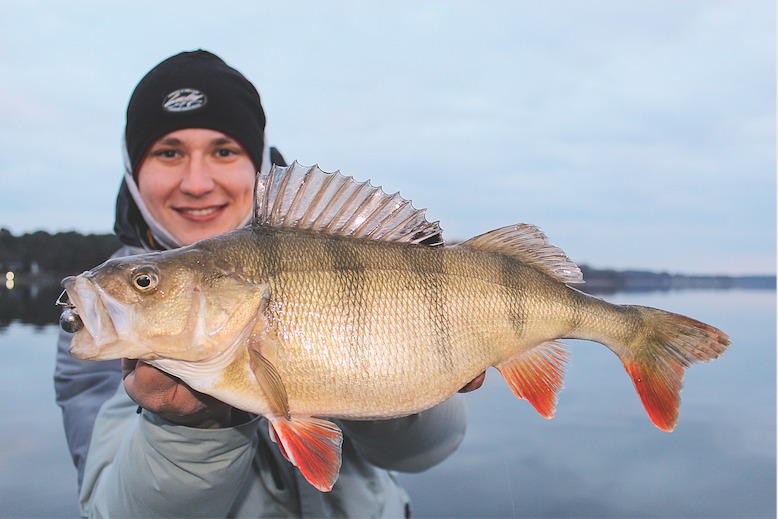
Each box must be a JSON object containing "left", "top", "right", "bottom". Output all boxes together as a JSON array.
[
  {"left": 213, "top": 146, "right": 246, "bottom": 161},
  {"left": 210, "top": 137, "right": 246, "bottom": 160},
  {"left": 150, "top": 148, "right": 181, "bottom": 160},
  {"left": 215, "top": 148, "right": 237, "bottom": 157}
]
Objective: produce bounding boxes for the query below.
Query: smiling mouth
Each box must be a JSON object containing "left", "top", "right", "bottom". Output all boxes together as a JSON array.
[{"left": 176, "top": 204, "right": 227, "bottom": 217}]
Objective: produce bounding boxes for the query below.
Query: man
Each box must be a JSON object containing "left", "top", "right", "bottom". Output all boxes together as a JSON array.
[{"left": 55, "top": 50, "right": 468, "bottom": 517}]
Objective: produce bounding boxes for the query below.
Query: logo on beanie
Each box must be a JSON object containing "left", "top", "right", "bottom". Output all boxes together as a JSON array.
[{"left": 162, "top": 89, "right": 207, "bottom": 112}]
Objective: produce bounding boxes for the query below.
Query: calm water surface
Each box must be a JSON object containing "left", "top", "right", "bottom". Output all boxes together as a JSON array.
[{"left": 0, "top": 288, "right": 774, "bottom": 518}]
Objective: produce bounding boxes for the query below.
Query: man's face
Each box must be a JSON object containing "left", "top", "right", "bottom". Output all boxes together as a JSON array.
[{"left": 137, "top": 128, "right": 256, "bottom": 245}]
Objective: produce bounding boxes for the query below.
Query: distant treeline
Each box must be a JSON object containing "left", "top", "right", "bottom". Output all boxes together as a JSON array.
[
  {"left": 0, "top": 228, "right": 774, "bottom": 291},
  {"left": 1, "top": 229, "right": 775, "bottom": 329},
  {"left": 578, "top": 266, "right": 775, "bottom": 294},
  {"left": 0, "top": 228, "right": 122, "bottom": 278}
]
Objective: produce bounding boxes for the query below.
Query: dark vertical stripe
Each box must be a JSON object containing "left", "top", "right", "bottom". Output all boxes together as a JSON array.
[
  {"left": 500, "top": 255, "right": 525, "bottom": 339},
  {"left": 324, "top": 237, "right": 368, "bottom": 362},
  {"left": 252, "top": 226, "right": 283, "bottom": 278},
  {"left": 401, "top": 244, "right": 455, "bottom": 374}
]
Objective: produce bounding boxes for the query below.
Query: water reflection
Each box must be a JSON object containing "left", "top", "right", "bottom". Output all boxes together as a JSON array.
[
  {"left": 2, "top": 277, "right": 773, "bottom": 329},
  {"left": 0, "top": 281, "right": 64, "bottom": 330},
  {"left": 1, "top": 284, "right": 775, "bottom": 518},
  {"left": 398, "top": 289, "right": 776, "bottom": 518}
]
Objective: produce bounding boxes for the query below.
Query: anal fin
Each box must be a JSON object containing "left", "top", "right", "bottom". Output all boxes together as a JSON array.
[
  {"left": 269, "top": 416, "right": 344, "bottom": 492},
  {"left": 496, "top": 340, "right": 570, "bottom": 419}
]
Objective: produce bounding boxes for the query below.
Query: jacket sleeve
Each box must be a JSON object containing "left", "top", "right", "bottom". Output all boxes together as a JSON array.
[
  {"left": 53, "top": 245, "right": 144, "bottom": 488},
  {"left": 338, "top": 394, "right": 467, "bottom": 473},
  {"left": 79, "top": 384, "right": 261, "bottom": 519},
  {"left": 54, "top": 327, "right": 122, "bottom": 488}
]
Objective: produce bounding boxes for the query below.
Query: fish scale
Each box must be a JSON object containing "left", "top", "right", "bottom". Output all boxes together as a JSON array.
[
  {"left": 60, "top": 162, "right": 730, "bottom": 492},
  {"left": 237, "top": 228, "right": 574, "bottom": 418}
]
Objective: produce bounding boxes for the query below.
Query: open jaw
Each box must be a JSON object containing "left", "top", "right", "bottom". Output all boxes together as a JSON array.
[{"left": 62, "top": 275, "right": 136, "bottom": 360}]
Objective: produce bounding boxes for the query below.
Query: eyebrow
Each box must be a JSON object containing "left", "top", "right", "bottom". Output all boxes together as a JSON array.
[
  {"left": 154, "top": 136, "right": 184, "bottom": 147},
  {"left": 211, "top": 136, "right": 239, "bottom": 146},
  {"left": 152, "top": 135, "right": 240, "bottom": 147}
]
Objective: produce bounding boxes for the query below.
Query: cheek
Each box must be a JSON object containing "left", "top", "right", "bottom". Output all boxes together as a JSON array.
[
  {"left": 224, "top": 163, "right": 257, "bottom": 205},
  {"left": 137, "top": 166, "right": 170, "bottom": 205}
]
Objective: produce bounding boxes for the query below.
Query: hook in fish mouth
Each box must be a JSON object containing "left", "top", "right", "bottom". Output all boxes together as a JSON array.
[{"left": 56, "top": 289, "right": 75, "bottom": 309}]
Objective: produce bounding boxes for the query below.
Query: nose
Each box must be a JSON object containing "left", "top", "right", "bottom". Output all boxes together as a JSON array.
[{"left": 179, "top": 153, "right": 215, "bottom": 196}]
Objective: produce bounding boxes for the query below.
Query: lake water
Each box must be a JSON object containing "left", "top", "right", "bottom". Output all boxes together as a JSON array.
[{"left": 0, "top": 287, "right": 774, "bottom": 518}]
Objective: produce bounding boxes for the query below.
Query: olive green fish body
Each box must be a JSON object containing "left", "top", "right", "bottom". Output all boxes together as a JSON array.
[{"left": 194, "top": 227, "right": 557, "bottom": 418}]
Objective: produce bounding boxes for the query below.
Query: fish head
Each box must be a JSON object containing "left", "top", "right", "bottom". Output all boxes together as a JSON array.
[{"left": 62, "top": 246, "right": 268, "bottom": 362}]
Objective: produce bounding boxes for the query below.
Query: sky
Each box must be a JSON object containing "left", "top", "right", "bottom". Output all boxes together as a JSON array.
[{"left": 0, "top": 1, "right": 774, "bottom": 275}]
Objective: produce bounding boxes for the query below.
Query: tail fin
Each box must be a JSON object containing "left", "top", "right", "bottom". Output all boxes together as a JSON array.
[{"left": 620, "top": 307, "right": 730, "bottom": 432}]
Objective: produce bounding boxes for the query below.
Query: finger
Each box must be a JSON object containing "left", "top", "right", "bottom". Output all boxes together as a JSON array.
[
  {"left": 121, "top": 358, "right": 138, "bottom": 380},
  {"left": 126, "top": 362, "right": 207, "bottom": 415},
  {"left": 124, "top": 361, "right": 177, "bottom": 412},
  {"left": 132, "top": 360, "right": 179, "bottom": 391},
  {"left": 122, "top": 361, "right": 234, "bottom": 426}
]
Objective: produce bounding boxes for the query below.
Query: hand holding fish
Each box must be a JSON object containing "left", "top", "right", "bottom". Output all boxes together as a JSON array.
[
  {"left": 122, "top": 357, "right": 482, "bottom": 429},
  {"left": 122, "top": 359, "right": 237, "bottom": 429}
]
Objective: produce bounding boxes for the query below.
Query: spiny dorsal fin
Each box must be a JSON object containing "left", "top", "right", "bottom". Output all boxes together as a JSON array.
[
  {"left": 254, "top": 162, "right": 443, "bottom": 246},
  {"left": 460, "top": 224, "right": 583, "bottom": 284}
]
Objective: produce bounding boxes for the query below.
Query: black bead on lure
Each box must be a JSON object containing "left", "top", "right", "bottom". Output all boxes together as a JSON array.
[{"left": 57, "top": 288, "right": 84, "bottom": 334}]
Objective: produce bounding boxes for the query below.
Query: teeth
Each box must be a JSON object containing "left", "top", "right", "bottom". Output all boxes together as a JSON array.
[{"left": 183, "top": 207, "right": 219, "bottom": 216}]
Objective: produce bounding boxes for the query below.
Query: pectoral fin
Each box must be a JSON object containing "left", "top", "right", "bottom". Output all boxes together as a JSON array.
[
  {"left": 248, "top": 343, "right": 291, "bottom": 420},
  {"left": 248, "top": 336, "right": 343, "bottom": 491},
  {"left": 268, "top": 416, "right": 344, "bottom": 492},
  {"left": 497, "top": 340, "right": 570, "bottom": 419}
]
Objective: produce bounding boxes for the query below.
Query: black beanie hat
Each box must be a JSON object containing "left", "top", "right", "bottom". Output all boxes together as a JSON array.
[{"left": 125, "top": 50, "right": 266, "bottom": 174}]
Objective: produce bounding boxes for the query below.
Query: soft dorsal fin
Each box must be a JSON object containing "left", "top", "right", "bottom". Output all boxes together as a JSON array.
[
  {"left": 460, "top": 224, "right": 583, "bottom": 284},
  {"left": 254, "top": 162, "right": 443, "bottom": 246}
]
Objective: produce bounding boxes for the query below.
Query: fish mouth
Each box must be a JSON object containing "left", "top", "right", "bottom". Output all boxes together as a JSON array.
[{"left": 61, "top": 274, "right": 132, "bottom": 360}]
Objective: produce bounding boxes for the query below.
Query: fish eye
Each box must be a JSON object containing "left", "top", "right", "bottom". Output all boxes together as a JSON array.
[{"left": 131, "top": 266, "right": 159, "bottom": 292}]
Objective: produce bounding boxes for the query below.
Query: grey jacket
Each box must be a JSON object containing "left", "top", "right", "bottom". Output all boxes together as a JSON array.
[{"left": 55, "top": 246, "right": 467, "bottom": 518}]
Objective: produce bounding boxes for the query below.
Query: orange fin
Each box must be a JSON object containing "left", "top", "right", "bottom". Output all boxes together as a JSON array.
[
  {"left": 269, "top": 416, "right": 343, "bottom": 492},
  {"left": 620, "top": 308, "right": 731, "bottom": 432},
  {"left": 497, "top": 340, "right": 570, "bottom": 418},
  {"left": 624, "top": 360, "right": 685, "bottom": 432}
]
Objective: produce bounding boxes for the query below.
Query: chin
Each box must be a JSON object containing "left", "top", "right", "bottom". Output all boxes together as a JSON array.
[{"left": 176, "top": 224, "right": 232, "bottom": 246}]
